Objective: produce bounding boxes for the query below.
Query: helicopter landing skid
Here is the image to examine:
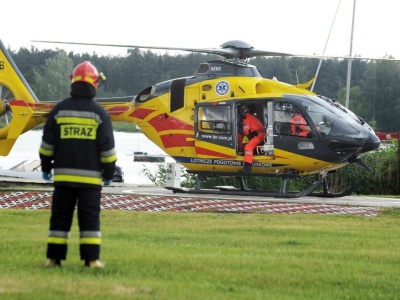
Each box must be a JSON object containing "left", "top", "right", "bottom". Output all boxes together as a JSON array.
[
  {"left": 309, "top": 178, "right": 365, "bottom": 198},
  {"left": 165, "top": 174, "right": 326, "bottom": 199},
  {"left": 310, "top": 160, "right": 371, "bottom": 198}
]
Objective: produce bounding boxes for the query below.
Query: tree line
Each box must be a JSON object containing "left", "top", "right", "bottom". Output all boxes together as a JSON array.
[{"left": 9, "top": 46, "right": 400, "bottom": 132}]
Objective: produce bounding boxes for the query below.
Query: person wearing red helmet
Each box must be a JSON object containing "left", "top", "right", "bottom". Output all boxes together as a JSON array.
[
  {"left": 40, "top": 61, "right": 116, "bottom": 268},
  {"left": 70, "top": 61, "right": 106, "bottom": 89}
]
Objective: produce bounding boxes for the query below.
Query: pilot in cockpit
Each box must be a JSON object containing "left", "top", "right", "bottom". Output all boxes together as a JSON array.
[{"left": 290, "top": 112, "right": 313, "bottom": 138}]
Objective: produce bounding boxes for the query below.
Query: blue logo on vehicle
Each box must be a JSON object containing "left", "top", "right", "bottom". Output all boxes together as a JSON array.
[{"left": 216, "top": 81, "right": 229, "bottom": 96}]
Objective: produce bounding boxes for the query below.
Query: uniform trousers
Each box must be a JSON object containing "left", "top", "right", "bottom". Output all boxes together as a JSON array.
[{"left": 46, "top": 185, "right": 101, "bottom": 261}]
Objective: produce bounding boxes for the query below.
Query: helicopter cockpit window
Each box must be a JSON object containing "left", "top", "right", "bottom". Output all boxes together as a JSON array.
[
  {"left": 273, "top": 102, "right": 313, "bottom": 137},
  {"left": 274, "top": 101, "right": 340, "bottom": 138},
  {"left": 198, "top": 105, "right": 231, "bottom": 134}
]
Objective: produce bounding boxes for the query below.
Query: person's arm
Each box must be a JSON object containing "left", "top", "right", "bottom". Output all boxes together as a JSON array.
[
  {"left": 39, "top": 109, "right": 57, "bottom": 172},
  {"left": 97, "top": 108, "right": 117, "bottom": 181}
]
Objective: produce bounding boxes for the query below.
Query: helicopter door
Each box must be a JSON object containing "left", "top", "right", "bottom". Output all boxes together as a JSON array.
[{"left": 193, "top": 104, "right": 236, "bottom": 158}]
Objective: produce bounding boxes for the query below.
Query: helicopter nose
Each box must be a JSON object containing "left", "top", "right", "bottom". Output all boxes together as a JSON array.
[{"left": 360, "top": 130, "right": 381, "bottom": 154}]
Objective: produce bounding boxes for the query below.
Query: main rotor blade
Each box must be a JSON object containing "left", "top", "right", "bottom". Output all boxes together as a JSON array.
[
  {"left": 295, "top": 54, "right": 400, "bottom": 61},
  {"left": 32, "top": 40, "right": 212, "bottom": 52},
  {"left": 32, "top": 40, "right": 239, "bottom": 57},
  {"left": 32, "top": 40, "right": 294, "bottom": 59},
  {"left": 32, "top": 40, "right": 399, "bottom": 61}
]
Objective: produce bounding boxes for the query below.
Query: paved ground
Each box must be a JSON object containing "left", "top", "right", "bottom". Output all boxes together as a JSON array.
[{"left": 0, "top": 175, "right": 398, "bottom": 216}]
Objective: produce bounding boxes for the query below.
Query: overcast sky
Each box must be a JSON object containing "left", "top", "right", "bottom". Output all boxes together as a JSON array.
[{"left": 2, "top": 0, "right": 400, "bottom": 59}]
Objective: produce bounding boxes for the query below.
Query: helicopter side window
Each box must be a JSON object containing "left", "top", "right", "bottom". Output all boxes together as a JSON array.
[
  {"left": 273, "top": 102, "right": 313, "bottom": 137},
  {"left": 274, "top": 102, "right": 296, "bottom": 135},
  {"left": 198, "top": 105, "right": 231, "bottom": 134},
  {"left": 135, "top": 86, "right": 156, "bottom": 102}
]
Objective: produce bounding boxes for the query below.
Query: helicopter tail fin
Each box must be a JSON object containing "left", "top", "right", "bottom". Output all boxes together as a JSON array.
[{"left": 295, "top": 76, "right": 316, "bottom": 90}]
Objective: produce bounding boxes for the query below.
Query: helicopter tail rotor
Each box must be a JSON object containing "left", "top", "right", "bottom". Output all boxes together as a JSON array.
[{"left": 0, "top": 85, "right": 14, "bottom": 130}]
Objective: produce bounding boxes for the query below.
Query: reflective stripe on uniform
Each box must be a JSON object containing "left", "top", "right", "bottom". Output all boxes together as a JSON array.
[
  {"left": 47, "top": 230, "right": 70, "bottom": 245},
  {"left": 47, "top": 237, "right": 69, "bottom": 244},
  {"left": 39, "top": 141, "right": 55, "bottom": 157},
  {"left": 80, "top": 231, "right": 101, "bottom": 245},
  {"left": 57, "top": 117, "right": 99, "bottom": 126},
  {"left": 80, "top": 237, "right": 101, "bottom": 245},
  {"left": 54, "top": 168, "right": 102, "bottom": 185},
  {"left": 39, "top": 147, "right": 54, "bottom": 157},
  {"left": 100, "top": 148, "right": 116, "bottom": 157},
  {"left": 100, "top": 148, "right": 117, "bottom": 163},
  {"left": 55, "top": 110, "right": 102, "bottom": 124},
  {"left": 101, "top": 154, "right": 117, "bottom": 163},
  {"left": 80, "top": 231, "right": 101, "bottom": 238},
  {"left": 55, "top": 168, "right": 102, "bottom": 177},
  {"left": 54, "top": 175, "right": 102, "bottom": 185}
]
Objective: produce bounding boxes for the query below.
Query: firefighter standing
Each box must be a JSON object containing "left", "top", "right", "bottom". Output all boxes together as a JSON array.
[
  {"left": 238, "top": 105, "right": 266, "bottom": 173},
  {"left": 40, "top": 61, "right": 117, "bottom": 268}
]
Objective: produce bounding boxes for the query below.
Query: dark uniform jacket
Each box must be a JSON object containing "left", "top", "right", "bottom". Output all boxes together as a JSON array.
[{"left": 39, "top": 82, "right": 117, "bottom": 188}]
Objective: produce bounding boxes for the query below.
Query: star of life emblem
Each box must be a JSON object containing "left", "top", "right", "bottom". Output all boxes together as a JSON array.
[{"left": 215, "top": 81, "right": 229, "bottom": 96}]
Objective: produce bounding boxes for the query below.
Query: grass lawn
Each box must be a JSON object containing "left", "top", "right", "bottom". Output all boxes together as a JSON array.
[{"left": 0, "top": 208, "right": 399, "bottom": 299}]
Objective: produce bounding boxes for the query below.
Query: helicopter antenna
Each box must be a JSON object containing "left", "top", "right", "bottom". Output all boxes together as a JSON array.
[{"left": 311, "top": 0, "right": 342, "bottom": 91}]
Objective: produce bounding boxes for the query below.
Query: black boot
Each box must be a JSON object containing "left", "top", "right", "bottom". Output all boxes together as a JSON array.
[{"left": 239, "top": 162, "right": 252, "bottom": 173}]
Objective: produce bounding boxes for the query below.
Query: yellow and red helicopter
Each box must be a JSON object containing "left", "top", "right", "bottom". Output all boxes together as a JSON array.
[{"left": 0, "top": 39, "right": 382, "bottom": 197}]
